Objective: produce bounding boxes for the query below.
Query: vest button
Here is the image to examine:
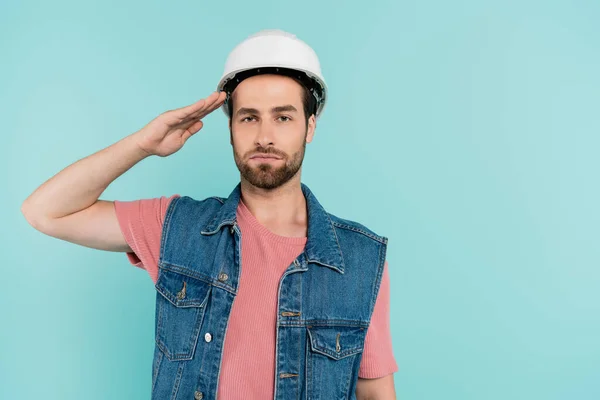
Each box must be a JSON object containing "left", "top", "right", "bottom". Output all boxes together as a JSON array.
[
  {"left": 204, "top": 332, "right": 212, "bottom": 343},
  {"left": 194, "top": 391, "right": 203, "bottom": 399},
  {"left": 218, "top": 272, "right": 228, "bottom": 282}
]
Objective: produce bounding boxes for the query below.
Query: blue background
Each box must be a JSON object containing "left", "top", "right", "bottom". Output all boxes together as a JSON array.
[{"left": 1, "top": 0, "right": 599, "bottom": 398}]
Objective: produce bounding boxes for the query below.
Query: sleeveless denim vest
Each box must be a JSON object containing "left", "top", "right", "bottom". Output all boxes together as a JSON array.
[{"left": 151, "top": 183, "right": 388, "bottom": 400}]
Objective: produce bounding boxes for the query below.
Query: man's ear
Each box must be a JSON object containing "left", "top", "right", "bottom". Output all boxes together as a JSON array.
[{"left": 306, "top": 114, "right": 316, "bottom": 144}]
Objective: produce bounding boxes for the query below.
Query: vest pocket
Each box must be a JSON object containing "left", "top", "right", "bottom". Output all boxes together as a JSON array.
[
  {"left": 155, "top": 268, "right": 212, "bottom": 361},
  {"left": 306, "top": 325, "right": 366, "bottom": 398}
]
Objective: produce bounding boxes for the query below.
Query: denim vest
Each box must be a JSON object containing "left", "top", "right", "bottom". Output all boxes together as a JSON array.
[{"left": 151, "top": 182, "right": 388, "bottom": 400}]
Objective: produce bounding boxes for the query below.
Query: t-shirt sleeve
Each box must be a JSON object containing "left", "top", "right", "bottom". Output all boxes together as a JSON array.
[
  {"left": 358, "top": 260, "right": 399, "bottom": 378},
  {"left": 113, "top": 194, "right": 180, "bottom": 284}
]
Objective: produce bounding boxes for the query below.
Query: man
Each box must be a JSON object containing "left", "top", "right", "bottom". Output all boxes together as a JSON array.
[{"left": 21, "top": 30, "right": 397, "bottom": 399}]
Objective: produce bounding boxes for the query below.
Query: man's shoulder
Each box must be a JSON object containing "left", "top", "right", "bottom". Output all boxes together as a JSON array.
[
  {"left": 326, "top": 212, "right": 387, "bottom": 244},
  {"left": 164, "top": 195, "right": 229, "bottom": 222},
  {"left": 171, "top": 194, "right": 227, "bottom": 206}
]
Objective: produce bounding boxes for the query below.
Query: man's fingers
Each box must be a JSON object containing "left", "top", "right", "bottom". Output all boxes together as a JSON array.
[
  {"left": 191, "top": 92, "right": 227, "bottom": 120},
  {"left": 173, "top": 91, "right": 226, "bottom": 125},
  {"left": 176, "top": 94, "right": 223, "bottom": 131},
  {"left": 179, "top": 92, "right": 227, "bottom": 124},
  {"left": 174, "top": 98, "right": 206, "bottom": 119},
  {"left": 181, "top": 120, "right": 204, "bottom": 142},
  {"left": 188, "top": 120, "right": 204, "bottom": 135},
  {"left": 188, "top": 91, "right": 226, "bottom": 120},
  {"left": 176, "top": 95, "right": 225, "bottom": 132},
  {"left": 174, "top": 91, "right": 222, "bottom": 120}
]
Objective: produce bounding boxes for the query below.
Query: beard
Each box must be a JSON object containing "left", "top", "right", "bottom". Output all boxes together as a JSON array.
[{"left": 232, "top": 131, "right": 307, "bottom": 190}]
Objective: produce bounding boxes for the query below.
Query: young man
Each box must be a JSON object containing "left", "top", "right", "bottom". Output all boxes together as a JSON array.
[{"left": 21, "top": 30, "right": 397, "bottom": 399}]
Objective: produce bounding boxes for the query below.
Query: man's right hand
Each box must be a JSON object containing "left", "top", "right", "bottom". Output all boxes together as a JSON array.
[
  {"left": 21, "top": 90, "right": 227, "bottom": 253},
  {"left": 134, "top": 91, "right": 227, "bottom": 157}
]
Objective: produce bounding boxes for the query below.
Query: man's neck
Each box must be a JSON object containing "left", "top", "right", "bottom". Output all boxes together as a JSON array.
[{"left": 239, "top": 177, "right": 308, "bottom": 238}]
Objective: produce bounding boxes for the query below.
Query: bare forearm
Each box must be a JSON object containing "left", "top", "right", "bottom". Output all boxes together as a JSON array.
[{"left": 22, "top": 132, "right": 149, "bottom": 221}]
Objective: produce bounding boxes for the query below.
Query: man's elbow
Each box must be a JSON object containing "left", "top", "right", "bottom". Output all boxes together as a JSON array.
[{"left": 355, "top": 373, "right": 396, "bottom": 400}]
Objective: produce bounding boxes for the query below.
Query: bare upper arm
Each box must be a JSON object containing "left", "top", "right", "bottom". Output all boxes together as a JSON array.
[
  {"left": 22, "top": 200, "right": 132, "bottom": 253},
  {"left": 356, "top": 374, "right": 396, "bottom": 400}
]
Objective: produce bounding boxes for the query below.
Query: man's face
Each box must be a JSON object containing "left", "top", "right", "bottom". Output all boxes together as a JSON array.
[{"left": 229, "top": 74, "right": 316, "bottom": 190}]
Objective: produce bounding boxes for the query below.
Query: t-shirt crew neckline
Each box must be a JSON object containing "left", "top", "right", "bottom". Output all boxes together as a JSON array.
[{"left": 237, "top": 198, "right": 308, "bottom": 246}]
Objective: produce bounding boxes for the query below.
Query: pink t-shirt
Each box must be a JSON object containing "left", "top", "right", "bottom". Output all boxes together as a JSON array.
[{"left": 114, "top": 194, "right": 397, "bottom": 397}]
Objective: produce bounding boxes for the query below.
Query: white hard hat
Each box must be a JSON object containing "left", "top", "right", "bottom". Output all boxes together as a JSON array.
[{"left": 217, "top": 29, "right": 328, "bottom": 118}]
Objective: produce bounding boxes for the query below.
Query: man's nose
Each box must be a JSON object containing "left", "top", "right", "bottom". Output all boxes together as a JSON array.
[{"left": 255, "top": 120, "right": 276, "bottom": 147}]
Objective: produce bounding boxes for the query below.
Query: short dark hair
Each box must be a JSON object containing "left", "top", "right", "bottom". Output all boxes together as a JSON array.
[{"left": 224, "top": 68, "right": 319, "bottom": 126}]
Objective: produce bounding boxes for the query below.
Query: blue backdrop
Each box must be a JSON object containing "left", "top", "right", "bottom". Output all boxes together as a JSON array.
[{"left": 1, "top": 0, "right": 599, "bottom": 398}]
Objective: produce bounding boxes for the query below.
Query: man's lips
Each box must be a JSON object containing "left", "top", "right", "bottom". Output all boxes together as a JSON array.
[{"left": 250, "top": 154, "right": 282, "bottom": 160}]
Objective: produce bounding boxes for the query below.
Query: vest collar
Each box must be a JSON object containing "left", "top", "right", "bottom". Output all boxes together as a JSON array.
[{"left": 201, "top": 182, "right": 345, "bottom": 273}]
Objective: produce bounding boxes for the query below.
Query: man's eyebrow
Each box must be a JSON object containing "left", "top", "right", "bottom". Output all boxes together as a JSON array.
[
  {"left": 272, "top": 105, "right": 298, "bottom": 113},
  {"left": 235, "top": 107, "right": 260, "bottom": 117},
  {"left": 235, "top": 105, "right": 298, "bottom": 117}
]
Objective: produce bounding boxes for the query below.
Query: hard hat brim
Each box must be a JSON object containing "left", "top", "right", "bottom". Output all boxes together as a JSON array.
[{"left": 217, "top": 65, "right": 327, "bottom": 119}]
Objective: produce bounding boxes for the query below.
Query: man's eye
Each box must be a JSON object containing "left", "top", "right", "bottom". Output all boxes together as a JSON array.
[
  {"left": 242, "top": 116, "right": 256, "bottom": 122},
  {"left": 277, "top": 116, "right": 291, "bottom": 122}
]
